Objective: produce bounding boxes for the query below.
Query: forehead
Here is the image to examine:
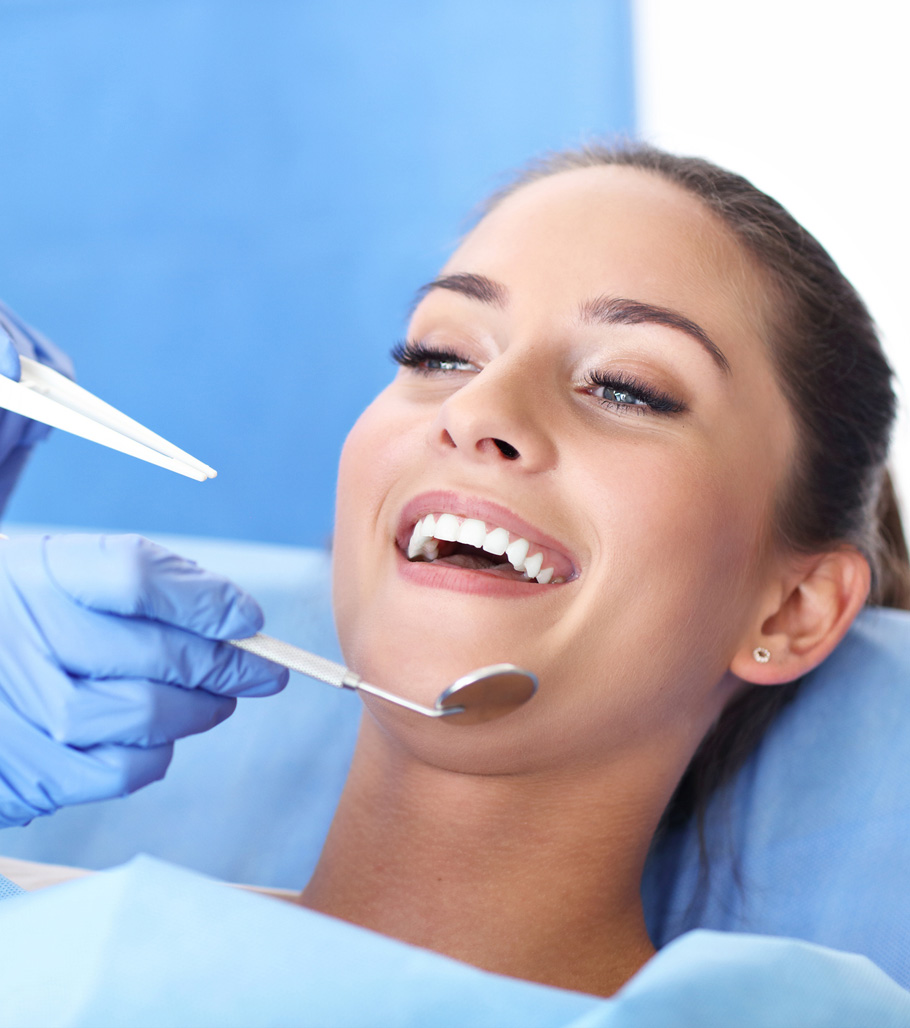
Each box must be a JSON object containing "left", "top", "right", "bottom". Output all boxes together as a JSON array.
[{"left": 442, "top": 165, "right": 771, "bottom": 346}]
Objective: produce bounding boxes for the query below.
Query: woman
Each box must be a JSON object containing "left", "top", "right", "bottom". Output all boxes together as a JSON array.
[
  {"left": 299, "top": 143, "right": 906, "bottom": 997},
  {"left": 0, "top": 143, "right": 905, "bottom": 1012}
]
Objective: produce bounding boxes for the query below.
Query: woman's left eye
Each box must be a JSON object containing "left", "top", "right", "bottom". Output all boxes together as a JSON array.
[
  {"left": 600, "top": 384, "right": 648, "bottom": 407},
  {"left": 585, "top": 372, "right": 686, "bottom": 415}
]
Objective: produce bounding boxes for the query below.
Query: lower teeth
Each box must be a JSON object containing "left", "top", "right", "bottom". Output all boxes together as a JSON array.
[
  {"left": 411, "top": 551, "right": 561, "bottom": 583},
  {"left": 407, "top": 530, "right": 563, "bottom": 584},
  {"left": 435, "top": 553, "right": 525, "bottom": 577}
]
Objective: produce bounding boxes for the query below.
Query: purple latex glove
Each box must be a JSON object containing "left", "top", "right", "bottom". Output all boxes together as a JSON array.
[
  {"left": 0, "top": 533, "right": 289, "bottom": 827},
  {"left": 0, "top": 300, "right": 76, "bottom": 515}
]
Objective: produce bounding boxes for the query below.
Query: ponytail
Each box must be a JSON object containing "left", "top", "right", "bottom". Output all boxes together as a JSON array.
[{"left": 871, "top": 470, "right": 910, "bottom": 610}]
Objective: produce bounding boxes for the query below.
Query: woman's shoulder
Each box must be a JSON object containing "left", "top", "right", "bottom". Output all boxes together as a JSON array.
[{"left": 0, "top": 851, "right": 297, "bottom": 901}]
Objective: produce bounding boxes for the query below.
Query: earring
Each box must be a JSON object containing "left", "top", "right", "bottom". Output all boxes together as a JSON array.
[{"left": 753, "top": 646, "right": 771, "bottom": 664}]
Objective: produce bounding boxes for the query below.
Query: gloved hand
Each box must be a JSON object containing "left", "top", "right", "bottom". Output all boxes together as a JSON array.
[
  {"left": 0, "top": 533, "right": 289, "bottom": 827},
  {"left": 0, "top": 300, "right": 76, "bottom": 514}
]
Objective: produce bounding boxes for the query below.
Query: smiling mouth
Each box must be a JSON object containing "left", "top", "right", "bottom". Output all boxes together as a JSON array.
[{"left": 405, "top": 513, "right": 569, "bottom": 585}]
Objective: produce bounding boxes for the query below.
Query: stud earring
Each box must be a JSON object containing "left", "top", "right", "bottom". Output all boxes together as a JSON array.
[{"left": 753, "top": 646, "right": 771, "bottom": 664}]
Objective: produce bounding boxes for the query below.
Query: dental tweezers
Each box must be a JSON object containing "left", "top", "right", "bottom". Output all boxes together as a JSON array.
[{"left": 0, "top": 357, "right": 216, "bottom": 481}]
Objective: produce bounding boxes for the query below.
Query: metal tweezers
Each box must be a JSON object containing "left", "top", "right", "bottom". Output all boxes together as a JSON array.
[{"left": 0, "top": 357, "right": 216, "bottom": 481}]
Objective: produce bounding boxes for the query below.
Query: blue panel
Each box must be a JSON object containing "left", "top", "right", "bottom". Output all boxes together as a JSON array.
[{"left": 0, "top": 0, "right": 635, "bottom": 544}]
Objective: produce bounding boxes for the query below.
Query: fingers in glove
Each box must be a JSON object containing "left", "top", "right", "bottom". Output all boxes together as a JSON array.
[
  {"left": 0, "top": 536, "right": 288, "bottom": 700},
  {"left": 0, "top": 299, "right": 74, "bottom": 379},
  {"left": 0, "top": 700, "right": 173, "bottom": 827},
  {"left": 38, "top": 610, "right": 289, "bottom": 696},
  {"left": 43, "top": 677, "right": 238, "bottom": 748},
  {"left": 0, "top": 320, "right": 22, "bottom": 379},
  {"left": 42, "top": 533, "right": 265, "bottom": 639}
]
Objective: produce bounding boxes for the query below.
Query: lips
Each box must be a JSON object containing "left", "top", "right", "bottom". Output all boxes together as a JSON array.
[{"left": 396, "top": 492, "right": 578, "bottom": 586}]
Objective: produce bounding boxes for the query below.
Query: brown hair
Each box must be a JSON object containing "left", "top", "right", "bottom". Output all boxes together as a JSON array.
[{"left": 483, "top": 142, "right": 910, "bottom": 833}]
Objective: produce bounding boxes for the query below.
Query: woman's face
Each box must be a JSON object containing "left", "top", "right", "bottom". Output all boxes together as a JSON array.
[{"left": 333, "top": 165, "right": 796, "bottom": 773}]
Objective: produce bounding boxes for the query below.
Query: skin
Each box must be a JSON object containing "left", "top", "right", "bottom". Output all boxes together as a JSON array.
[{"left": 302, "top": 165, "right": 870, "bottom": 996}]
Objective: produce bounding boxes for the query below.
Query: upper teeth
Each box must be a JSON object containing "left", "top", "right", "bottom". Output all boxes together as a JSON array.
[{"left": 406, "top": 514, "right": 561, "bottom": 584}]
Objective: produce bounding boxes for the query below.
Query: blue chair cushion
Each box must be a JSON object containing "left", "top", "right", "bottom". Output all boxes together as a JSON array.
[{"left": 642, "top": 605, "right": 910, "bottom": 988}]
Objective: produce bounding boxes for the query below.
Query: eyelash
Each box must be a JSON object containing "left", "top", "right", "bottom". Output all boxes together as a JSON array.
[
  {"left": 391, "top": 341, "right": 686, "bottom": 416},
  {"left": 584, "top": 370, "right": 687, "bottom": 416},
  {"left": 391, "top": 340, "right": 474, "bottom": 373}
]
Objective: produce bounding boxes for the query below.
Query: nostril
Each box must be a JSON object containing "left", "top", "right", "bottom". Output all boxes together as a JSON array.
[{"left": 493, "top": 439, "right": 520, "bottom": 460}]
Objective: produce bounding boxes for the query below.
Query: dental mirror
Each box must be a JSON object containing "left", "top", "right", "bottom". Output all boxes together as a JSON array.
[{"left": 229, "top": 633, "right": 537, "bottom": 724}]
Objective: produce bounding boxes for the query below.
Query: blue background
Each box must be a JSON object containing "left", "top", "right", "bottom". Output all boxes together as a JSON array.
[{"left": 0, "top": 0, "right": 635, "bottom": 545}]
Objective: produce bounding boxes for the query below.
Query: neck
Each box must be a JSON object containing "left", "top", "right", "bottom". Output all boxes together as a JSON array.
[{"left": 300, "top": 718, "right": 673, "bottom": 997}]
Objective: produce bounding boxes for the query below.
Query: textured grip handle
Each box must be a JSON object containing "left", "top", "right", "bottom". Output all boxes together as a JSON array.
[{"left": 228, "top": 633, "right": 358, "bottom": 689}]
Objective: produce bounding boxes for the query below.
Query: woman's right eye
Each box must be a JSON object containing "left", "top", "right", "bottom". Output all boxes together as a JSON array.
[{"left": 391, "top": 341, "right": 476, "bottom": 374}]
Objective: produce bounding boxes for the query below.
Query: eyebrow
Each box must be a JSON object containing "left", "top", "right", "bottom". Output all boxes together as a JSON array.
[
  {"left": 413, "top": 272, "right": 507, "bottom": 311},
  {"left": 413, "top": 273, "right": 730, "bottom": 374},
  {"left": 580, "top": 295, "right": 730, "bottom": 374}
]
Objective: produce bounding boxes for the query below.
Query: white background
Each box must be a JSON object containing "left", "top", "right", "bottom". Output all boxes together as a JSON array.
[{"left": 634, "top": 0, "right": 910, "bottom": 498}]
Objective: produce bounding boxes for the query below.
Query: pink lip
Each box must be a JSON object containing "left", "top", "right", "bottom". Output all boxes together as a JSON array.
[{"left": 394, "top": 489, "right": 579, "bottom": 595}]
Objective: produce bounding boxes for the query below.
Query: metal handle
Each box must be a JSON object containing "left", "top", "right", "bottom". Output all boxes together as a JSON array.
[
  {"left": 228, "top": 633, "right": 361, "bottom": 690},
  {"left": 228, "top": 632, "right": 447, "bottom": 717}
]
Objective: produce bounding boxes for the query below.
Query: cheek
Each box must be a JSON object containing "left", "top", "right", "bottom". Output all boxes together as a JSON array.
[
  {"left": 585, "top": 439, "right": 760, "bottom": 563},
  {"left": 336, "top": 388, "right": 422, "bottom": 499},
  {"left": 527, "top": 464, "right": 765, "bottom": 760},
  {"left": 332, "top": 392, "right": 423, "bottom": 658},
  {"left": 333, "top": 403, "right": 385, "bottom": 648},
  {"left": 335, "top": 406, "right": 382, "bottom": 554},
  {"left": 572, "top": 439, "right": 773, "bottom": 671}
]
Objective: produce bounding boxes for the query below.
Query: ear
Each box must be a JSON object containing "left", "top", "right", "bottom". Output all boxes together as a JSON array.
[{"left": 730, "top": 546, "right": 871, "bottom": 686}]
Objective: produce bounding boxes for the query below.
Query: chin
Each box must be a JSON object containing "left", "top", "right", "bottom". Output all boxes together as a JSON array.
[
  {"left": 356, "top": 685, "right": 551, "bottom": 777},
  {"left": 335, "top": 607, "right": 587, "bottom": 778}
]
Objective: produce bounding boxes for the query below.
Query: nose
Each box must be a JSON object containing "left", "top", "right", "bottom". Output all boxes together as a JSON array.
[{"left": 428, "top": 360, "right": 557, "bottom": 471}]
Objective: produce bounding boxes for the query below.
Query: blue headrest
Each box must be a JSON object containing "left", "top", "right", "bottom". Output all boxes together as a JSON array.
[{"left": 642, "top": 606, "right": 910, "bottom": 988}]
